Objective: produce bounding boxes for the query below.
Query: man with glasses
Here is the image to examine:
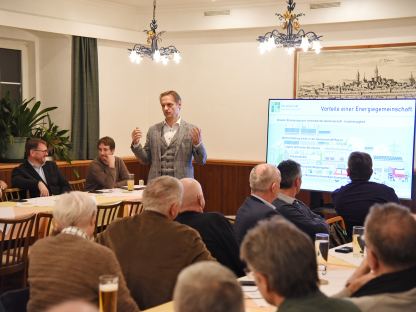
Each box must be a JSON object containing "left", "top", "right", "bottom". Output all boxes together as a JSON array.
[{"left": 12, "top": 138, "right": 70, "bottom": 198}]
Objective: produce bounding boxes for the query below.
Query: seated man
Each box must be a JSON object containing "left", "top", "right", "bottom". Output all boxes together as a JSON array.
[
  {"left": 175, "top": 178, "right": 244, "bottom": 277},
  {"left": 173, "top": 261, "right": 244, "bottom": 312},
  {"left": 272, "top": 159, "right": 328, "bottom": 240},
  {"left": 97, "top": 176, "right": 214, "bottom": 310},
  {"left": 332, "top": 152, "right": 399, "bottom": 236},
  {"left": 335, "top": 203, "right": 416, "bottom": 311},
  {"left": 234, "top": 163, "right": 281, "bottom": 245},
  {"left": 240, "top": 217, "right": 360, "bottom": 312},
  {"left": 86, "top": 136, "right": 130, "bottom": 191},
  {"left": 12, "top": 138, "right": 70, "bottom": 197},
  {"left": 28, "top": 192, "right": 138, "bottom": 312}
]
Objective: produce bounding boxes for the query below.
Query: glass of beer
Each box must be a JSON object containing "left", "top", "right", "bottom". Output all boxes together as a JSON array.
[
  {"left": 127, "top": 173, "right": 135, "bottom": 191},
  {"left": 315, "top": 233, "right": 329, "bottom": 279},
  {"left": 99, "top": 275, "right": 118, "bottom": 312},
  {"left": 352, "top": 226, "right": 365, "bottom": 257}
]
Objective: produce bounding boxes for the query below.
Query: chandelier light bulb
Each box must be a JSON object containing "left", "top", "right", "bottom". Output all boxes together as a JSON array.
[
  {"left": 301, "top": 36, "right": 309, "bottom": 52},
  {"left": 173, "top": 52, "right": 182, "bottom": 64},
  {"left": 129, "top": 50, "right": 137, "bottom": 63},
  {"left": 153, "top": 50, "right": 161, "bottom": 63},
  {"left": 312, "top": 40, "right": 321, "bottom": 54},
  {"left": 161, "top": 55, "right": 169, "bottom": 65},
  {"left": 266, "top": 37, "right": 275, "bottom": 51},
  {"left": 258, "top": 42, "right": 267, "bottom": 54},
  {"left": 287, "top": 47, "right": 295, "bottom": 55}
]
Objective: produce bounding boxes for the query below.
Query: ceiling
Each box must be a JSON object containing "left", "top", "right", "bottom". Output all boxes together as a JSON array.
[{"left": 99, "top": 0, "right": 284, "bottom": 9}]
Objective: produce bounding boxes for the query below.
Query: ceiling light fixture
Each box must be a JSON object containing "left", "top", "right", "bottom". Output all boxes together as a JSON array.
[
  {"left": 128, "top": 0, "right": 181, "bottom": 65},
  {"left": 257, "top": 0, "right": 322, "bottom": 55}
]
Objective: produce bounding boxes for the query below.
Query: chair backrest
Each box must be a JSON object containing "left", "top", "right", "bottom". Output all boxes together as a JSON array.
[
  {"left": 34, "top": 212, "right": 55, "bottom": 240},
  {"left": 326, "top": 215, "right": 349, "bottom": 247},
  {"left": 225, "top": 215, "right": 236, "bottom": 224},
  {"left": 0, "top": 214, "right": 36, "bottom": 288},
  {"left": 94, "top": 202, "right": 122, "bottom": 236},
  {"left": 68, "top": 179, "right": 86, "bottom": 192},
  {"left": 326, "top": 216, "right": 346, "bottom": 230},
  {"left": 122, "top": 201, "right": 144, "bottom": 217},
  {"left": 2, "top": 188, "right": 21, "bottom": 201}
]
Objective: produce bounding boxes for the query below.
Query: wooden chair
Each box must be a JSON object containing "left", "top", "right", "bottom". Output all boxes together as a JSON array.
[
  {"left": 2, "top": 188, "right": 22, "bottom": 201},
  {"left": 68, "top": 179, "right": 86, "bottom": 192},
  {"left": 225, "top": 215, "right": 236, "bottom": 224},
  {"left": 94, "top": 202, "right": 122, "bottom": 236},
  {"left": 34, "top": 212, "right": 55, "bottom": 240},
  {"left": 326, "top": 216, "right": 346, "bottom": 230},
  {"left": 121, "top": 201, "right": 144, "bottom": 217},
  {"left": 0, "top": 213, "right": 36, "bottom": 291}
]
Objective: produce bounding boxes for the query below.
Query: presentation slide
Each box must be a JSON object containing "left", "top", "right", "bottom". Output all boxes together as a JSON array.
[{"left": 266, "top": 99, "right": 415, "bottom": 199}]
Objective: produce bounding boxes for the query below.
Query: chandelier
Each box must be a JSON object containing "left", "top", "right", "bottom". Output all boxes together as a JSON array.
[
  {"left": 257, "top": 0, "right": 322, "bottom": 55},
  {"left": 129, "top": 0, "right": 181, "bottom": 65}
]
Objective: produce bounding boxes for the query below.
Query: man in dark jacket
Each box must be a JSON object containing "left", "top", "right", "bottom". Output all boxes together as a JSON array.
[{"left": 12, "top": 138, "right": 70, "bottom": 198}]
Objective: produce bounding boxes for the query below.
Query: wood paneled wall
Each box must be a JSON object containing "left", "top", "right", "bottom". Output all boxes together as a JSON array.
[{"left": 1, "top": 159, "right": 414, "bottom": 213}]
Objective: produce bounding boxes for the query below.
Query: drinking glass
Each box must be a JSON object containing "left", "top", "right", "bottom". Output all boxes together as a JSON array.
[
  {"left": 99, "top": 275, "right": 118, "bottom": 312},
  {"left": 127, "top": 173, "right": 135, "bottom": 191},
  {"left": 352, "top": 226, "right": 365, "bottom": 258},
  {"left": 315, "top": 233, "right": 329, "bottom": 277}
]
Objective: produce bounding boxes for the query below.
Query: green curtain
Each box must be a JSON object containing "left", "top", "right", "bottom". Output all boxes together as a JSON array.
[{"left": 71, "top": 36, "right": 99, "bottom": 160}]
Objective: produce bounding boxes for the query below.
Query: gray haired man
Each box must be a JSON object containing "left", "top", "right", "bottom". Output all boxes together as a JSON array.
[{"left": 241, "top": 216, "right": 360, "bottom": 312}]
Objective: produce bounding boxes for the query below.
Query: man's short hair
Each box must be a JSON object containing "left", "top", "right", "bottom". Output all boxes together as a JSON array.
[
  {"left": 25, "top": 138, "right": 47, "bottom": 157},
  {"left": 53, "top": 191, "right": 97, "bottom": 229},
  {"left": 97, "top": 136, "right": 115, "bottom": 150},
  {"left": 143, "top": 176, "right": 183, "bottom": 215},
  {"left": 241, "top": 216, "right": 319, "bottom": 298},
  {"left": 160, "top": 90, "right": 181, "bottom": 103},
  {"left": 348, "top": 151, "right": 373, "bottom": 181},
  {"left": 173, "top": 261, "right": 244, "bottom": 312},
  {"left": 278, "top": 159, "right": 301, "bottom": 189},
  {"left": 249, "top": 164, "right": 280, "bottom": 193},
  {"left": 365, "top": 203, "right": 416, "bottom": 269}
]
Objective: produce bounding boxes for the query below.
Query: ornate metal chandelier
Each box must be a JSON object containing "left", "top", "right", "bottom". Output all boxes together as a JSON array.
[
  {"left": 257, "top": 0, "right": 322, "bottom": 55},
  {"left": 128, "top": 0, "right": 181, "bottom": 65}
]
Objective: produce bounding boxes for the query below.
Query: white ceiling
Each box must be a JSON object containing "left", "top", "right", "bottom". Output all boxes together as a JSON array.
[{"left": 99, "top": 0, "right": 282, "bottom": 9}]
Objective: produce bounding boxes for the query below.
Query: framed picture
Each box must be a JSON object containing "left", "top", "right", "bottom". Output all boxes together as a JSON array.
[{"left": 294, "top": 42, "right": 416, "bottom": 99}]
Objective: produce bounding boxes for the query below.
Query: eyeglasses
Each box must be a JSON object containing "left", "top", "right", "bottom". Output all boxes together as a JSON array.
[{"left": 34, "top": 149, "right": 48, "bottom": 154}]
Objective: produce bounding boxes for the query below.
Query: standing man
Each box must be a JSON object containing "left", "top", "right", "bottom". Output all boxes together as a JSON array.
[
  {"left": 12, "top": 138, "right": 70, "bottom": 198},
  {"left": 131, "top": 90, "right": 207, "bottom": 181},
  {"left": 86, "top": 136, "right": 130, "bottom": 191}
]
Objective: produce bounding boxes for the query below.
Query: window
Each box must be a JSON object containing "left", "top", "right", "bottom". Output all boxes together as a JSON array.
[{"left": 0, "top": 48, "right": 22, "bottom": 102}]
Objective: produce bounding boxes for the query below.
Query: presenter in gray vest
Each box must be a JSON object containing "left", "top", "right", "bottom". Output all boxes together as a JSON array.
[{"left": 131, "top": 90, "right": 207, "bottom": 181}]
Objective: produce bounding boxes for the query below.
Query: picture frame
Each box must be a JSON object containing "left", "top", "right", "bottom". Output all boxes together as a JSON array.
[{"left": 294, "top": 42, "right": 416, "bottom": 99}]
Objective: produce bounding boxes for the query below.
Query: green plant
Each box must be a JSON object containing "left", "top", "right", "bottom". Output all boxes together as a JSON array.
[
  {"left": 8, "top": 97, "right": 57, "bottom": 137},
  {"left": 32, "top": 115, "right": 72, "bottom": 163}
]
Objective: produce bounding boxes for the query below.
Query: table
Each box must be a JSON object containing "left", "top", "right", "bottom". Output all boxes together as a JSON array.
[
  {"left": 143, "top": 244, "right": 360, "bottom": 312},
  {"left": 0, "top": 188, "right": 144, "bottom": 219}
]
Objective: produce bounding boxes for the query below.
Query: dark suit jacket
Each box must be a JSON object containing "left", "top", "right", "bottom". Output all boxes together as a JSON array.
[
  {"left": 332, "top": 180, "right": 399, "bottom": 236},
  {"left": 11, "top": 160, "right": 70, "bottom": 198},
  {"left": 273, "top": 198, "right": 328, "bottom": 240},
  {"left": 234, "top": 195, "right": 280, "bottom": 245},
  {"left": 175, "top": 211, "right": 245, "bottom": 277}
]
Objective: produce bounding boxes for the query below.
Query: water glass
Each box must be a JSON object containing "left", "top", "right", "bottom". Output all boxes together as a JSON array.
[
  {"left": 127, "top": 173, "right": 135, "bottom": 191},
  {"left": 315, "top": 233, "right": 329, "bottom": 276},
  {"left": 352, "top": 226, "right": 365, "bottom": 258}
]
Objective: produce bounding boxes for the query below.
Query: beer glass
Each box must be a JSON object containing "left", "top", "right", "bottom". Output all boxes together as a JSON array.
[
  {"left": 315, "top": 233, "right": 329, "bottom": 277},
  {"left": 99, "top": 275, "right": 118, "bottom": 312},
  {"left": 127, "top": 173, "right": 135, "bottom": 191},
  {"left": 352, "top": 226, "right": 365, "bottom": 257}
]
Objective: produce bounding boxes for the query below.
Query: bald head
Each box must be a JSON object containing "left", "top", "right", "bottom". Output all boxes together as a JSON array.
[
  {"left": 249, "top": 163, "right": 281, "bottom": 203},
  {"left": 180, "top": 178, "right": 205, "bottom": 213}
]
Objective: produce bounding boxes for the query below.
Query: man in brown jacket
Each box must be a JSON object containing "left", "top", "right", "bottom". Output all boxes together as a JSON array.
[
  {"left": 28, "top": 192, "right": 138, "bottom": 312},
  {"left": 98, "top": 176, "right": 214, "bottom": 310}
]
